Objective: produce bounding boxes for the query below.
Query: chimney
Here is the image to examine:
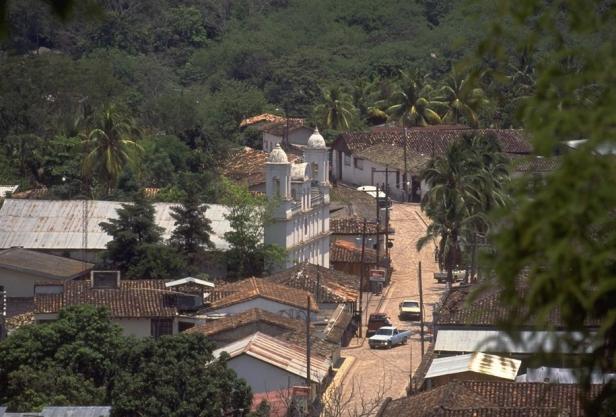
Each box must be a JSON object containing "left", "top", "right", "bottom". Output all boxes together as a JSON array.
[{"left": 91, "top": 271, "right": 121, "bottom": 289}]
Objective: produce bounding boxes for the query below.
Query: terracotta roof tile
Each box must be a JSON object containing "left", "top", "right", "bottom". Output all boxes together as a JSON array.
[
  {"left": 330, "top": 241, "right": 378, "bottom": 264},
  {"left": 208, "top": 277, "right": 318, "bottom": 312},
  {"left": 266, "top": 263, "right": 359, "bottom": 303},
  {"left": 186, "top": 308, "right": 304, "bottom": 337},
  {"left": 240, "top": 113, "right": 287, "bottom": 127},
  {"left": 382, "top": 380, "right": 602, "bottom": 417},
  {"left": 33, "top": 280, "right": 190, "bottom": 318},
  {"left": 436, "top": 284, "right": 600, "bottom": 329},
  {"left": 221, "top": 147, "right": 300, "bottom": 188},
  {"left": 330, "top": 185, "right": 377, "bottom": 221},
  {"left": 331, "top": 217, "right": 380, "bottom": 235}
]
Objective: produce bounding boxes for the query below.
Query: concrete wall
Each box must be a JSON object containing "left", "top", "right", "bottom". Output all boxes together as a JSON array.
[
  {"left": 228, "top": 353, "right": 308, "bottom": 393},
  {"left": 332, "top": 150, "right": 430, "bottom": 201},
  {"left": 0, "top": 269, "right": 63, "bottom": 297},
  {"left": 210, "top": 297, "right": 317, "bottom": 321}
]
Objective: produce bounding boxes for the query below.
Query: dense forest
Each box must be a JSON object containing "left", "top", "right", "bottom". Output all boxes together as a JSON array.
[{"left": 0, "top": 0, "right": 545, "bottom": 198}]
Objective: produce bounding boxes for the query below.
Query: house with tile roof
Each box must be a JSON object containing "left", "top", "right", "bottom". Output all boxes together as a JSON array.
[
  {"left": 33, "top": 275, "right": 204, "bottom": 337},
  {"left": 331, "top": 126, "right": 532, "bottom": 201},
  {"left": 206, "top": 277, "right": 319, "bottom": 320},
  {"left": 187, "top": 307, "right": 340, "bottom": 361},
  {"left": 0, "top": 248, "right": 93, "bottom": 298},
  {"left": 212, "top": 331, "right": 332, "bottom": 396},
  {"left": 378, "top": 380, "right": 602, "bottom": 417}
]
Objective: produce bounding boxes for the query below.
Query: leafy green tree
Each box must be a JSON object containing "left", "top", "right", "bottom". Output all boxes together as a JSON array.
[
  {"left": 110, "top": 333, "right": 252, "bottom": 417},
  {"left": 0, "top": 305, "right": 123, "bottom": 410},
  {"left": 314, "top": 86, "right": 356, "bottom": 131},
  {"left": 477, "top": 0, "right": 616, "bottom": 413},
  {"left": 100, "top": 191, "right": 184, "bottom": 278},
  {"left": 418, "top": 136, "right": 507, "bottom": 288},
  {"left": 222, "top": 178, "right": 284, "bottom": 278},
  {"left": 437, "top": 71, "right": 489, "bottom": 127},
  {"left": 386, "top": 70, "right": 442, "bottom": 127},
  {"left": 170, "top": 183, "right": 215, "bottom": 270},
  {"left": 82, "top": 106, "right": 142, "bottom": 195}
]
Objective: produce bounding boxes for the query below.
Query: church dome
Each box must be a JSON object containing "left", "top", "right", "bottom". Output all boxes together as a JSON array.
[
  {"left": 307, "top": 127, "right": 326, "bottom": 149},
  {"left": 268, "top": 144, "right": 289, "bottom": 163}
]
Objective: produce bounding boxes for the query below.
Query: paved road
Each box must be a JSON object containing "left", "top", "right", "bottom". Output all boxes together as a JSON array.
[{"left": 335, "top": 203, "right": 444, "bottom": 415}]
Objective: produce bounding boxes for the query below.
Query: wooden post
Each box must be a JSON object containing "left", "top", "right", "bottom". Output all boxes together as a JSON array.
[
  {"left": 306, "top": 295, "right": 312, "bottom": 410},
  {"left": 376, "top": 184, "right": 380, "bottom": 267},
  {"left": 418, "top": 261, "right": 425, "bottom": 358},
  {"left": 358, "top": 218, "right": 367, "bottom": 338}
]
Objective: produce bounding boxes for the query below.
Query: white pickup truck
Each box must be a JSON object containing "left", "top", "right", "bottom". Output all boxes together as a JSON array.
[{"left": 368, "top": 326, "right": 411, "bottom": 349}]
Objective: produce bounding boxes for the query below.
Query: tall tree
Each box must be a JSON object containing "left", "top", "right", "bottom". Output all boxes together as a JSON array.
[
  {"left": 169, "top": 180, "right": 214, "bottom": 270},
  {"left": 437, "top": 71, "right": 489, "bottom": 127},
  {"left": 386, "top": 70, "right": 442, "bottom": 127},
  {"left": 314, "top": 86, "right": 355, "bottom": 131},
  {"left": 82, "top": 106, "right": 142, "bottom": 195},
  {"left": 110, "top": 333, "right": 252, "bottom": 417},
  {"left": 100, "top": 191, "right": 185, "bottom": 278}
]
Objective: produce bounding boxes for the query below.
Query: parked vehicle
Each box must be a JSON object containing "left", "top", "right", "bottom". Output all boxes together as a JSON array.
[
  {"left": 367, "top": 313, "right": 392, "bottom": 336},
  {"left": 399, "top": 299, "right": 421, "bottom": 321},
  {"left": 434, "top": 270, "right": 465, "bottom": 284},
  {"left": 356, "top": 185, "right": 392, "bottom": 208},
  {"left": 368, "top": 326, "right": 411, "bottom": 349}
]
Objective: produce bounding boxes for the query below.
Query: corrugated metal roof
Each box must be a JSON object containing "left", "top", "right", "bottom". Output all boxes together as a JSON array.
[
  {"left": 516, "top": 367, "right": 616, "bottom": 384},
  {"left": 213, "top": 331, "right": 331, "bottom": 383},
  {"left": 42, "top": 407, "right": 111, "bottom": 417},
  {"left": 434, "top": 330, "right": 591, "bottom": 354},
  {"left": 0, "top": 199, "right": 232, "bottom": 250},
  {"left": 0, "top": 186, "right": 18, "bottom": 197},
  {"left": 425, "top": 352, "right": 520, "bottom": 380}
]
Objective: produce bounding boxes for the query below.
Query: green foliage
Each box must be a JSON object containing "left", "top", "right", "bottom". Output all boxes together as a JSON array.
[
  {"left": 221, "top": 178, "right": 285, "bottom": 278},
  {"left": 110, "top": 333, "right": 252, "bottom": 417},
  {"left": 0, "top": 306, "right": 252, "bottom": 415},
  {"left": 100, "top": 191, "right": 185, "bottom": 278},
  {"left": 314, "top": 86, "right": 356, "bottom": 131},
  {"left": 386, "top": 70, "right": 442, "bottom": 127},
  {"left": 418, "top": 135, "right": 508, "bottom": 286},
  {"left": 169, "top": 181, "right": 215, "bottom": 270},
  {"left": 0, "top": 305, "right": 123, "bottom": 410}
]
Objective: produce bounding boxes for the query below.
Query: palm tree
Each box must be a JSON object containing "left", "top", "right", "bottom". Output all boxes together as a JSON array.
[
  {"left": 437, "top": 71, "right": 489, "bottom": 128},
  {"left": 417, "top": 135, "right": 508, "bottom": 288},
  {"left": 82, "top": 106, "right": 142, "bottom": 195},
  {"left": 314, "top": 86, "right": 356, "bottom": 130},
  {"left": 386, "top": 70, "right": 442, "bottom": 127}
]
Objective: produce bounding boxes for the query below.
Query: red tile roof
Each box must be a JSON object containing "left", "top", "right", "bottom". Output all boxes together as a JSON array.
[
  {"left": 240, "top": 113, "right": 286, "bottom": 127},
  {"left": 266, "top": 263, "right": 359, "bottom": 303},
  {"left": 330, "top": 217, "right": 380, "bottom": 235},
  {"left": 330, "top": 240, "right": 378, "bottom": 264},
  {"left": 34, "top": 280, "right": 186, "bottom": 318},
  {"left": 221, "top": 147, "right": 300, "bottom": 188},
  {"left": 436, "top": 284, "right": 600, "bottom": 329},
  {"left": 336, "top": 126, "right": 531, "bottom": 156},
  {"left": 186, "top": 308, "right": 304, "bottom": 337},
  {"left": 208, "top": 277, "right": 318, "bottom": 312},
  {"left": 382, "top": 380, "right": 602, "bottom": 417}
]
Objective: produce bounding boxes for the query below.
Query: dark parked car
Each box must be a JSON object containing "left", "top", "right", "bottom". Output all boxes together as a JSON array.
[{"left": 367, "top": 313, "right": 392, "bottom": 336}]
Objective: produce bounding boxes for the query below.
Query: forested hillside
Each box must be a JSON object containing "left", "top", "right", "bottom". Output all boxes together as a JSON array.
[{"left": 0, "top": 0, "right": 525, "bottom": 198}]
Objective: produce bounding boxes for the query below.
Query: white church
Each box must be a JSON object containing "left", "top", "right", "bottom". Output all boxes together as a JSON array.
[{"left": 264, "top": 128, "right": 330, "bottom": 270}]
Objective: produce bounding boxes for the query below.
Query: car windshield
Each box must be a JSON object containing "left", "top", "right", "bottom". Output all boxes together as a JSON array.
[
  {"left": 402, "top": 301, "right": 419, "bottom": 308},
  {"left": 375, "top": 328, "right": 393, "bottom": 336}
]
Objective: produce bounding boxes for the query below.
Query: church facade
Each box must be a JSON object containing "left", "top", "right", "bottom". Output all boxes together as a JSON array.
[{"left": 264, "top": 128, "right": 330, "bottom": 270}]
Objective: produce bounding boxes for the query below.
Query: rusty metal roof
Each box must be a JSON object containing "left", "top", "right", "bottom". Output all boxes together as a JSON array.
[
  {"left": 0, "top": 199, "right": 232, "bottom": 251},
  {"left": 213, "top": 331, "right": 331, "bottom": 383}
]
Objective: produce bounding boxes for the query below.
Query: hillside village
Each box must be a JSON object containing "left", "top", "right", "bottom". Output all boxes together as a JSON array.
[{"left": 1, "top": 1, "right": 615, "bottom": 416}]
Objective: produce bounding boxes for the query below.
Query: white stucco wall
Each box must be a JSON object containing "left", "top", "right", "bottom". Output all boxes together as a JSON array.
[
  {"left": 114, "top": 318, "right": 179, "bottom": 337},
  {"left": 210, "top": 297, "right": 316, "bottom": 321},
  {"left": 227, "top": 354, "right": 308, "bottom": 393},
  {"left": 0, "top": 269, "right": 61, "bottom": 297}
]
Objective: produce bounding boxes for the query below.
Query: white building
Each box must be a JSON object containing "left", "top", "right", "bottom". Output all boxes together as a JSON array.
[{"left": 265, "top": 128, "right": 331, "bottom": 270}]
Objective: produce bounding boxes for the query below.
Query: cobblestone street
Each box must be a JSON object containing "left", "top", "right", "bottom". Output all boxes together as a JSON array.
[{"left": 335, "top": 203, "right": 444, "bottom": 415}]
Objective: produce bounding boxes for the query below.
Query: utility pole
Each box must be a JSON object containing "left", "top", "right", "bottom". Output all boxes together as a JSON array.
[
  {"left": 358, "top": 218, "right": 367, "bottom": 338},
  {"left": 306, "top": 295, "right": 312, "bottom": 409},
  {"left": 403, "top": 126, "right": 408, "bottom": 202},
  {"left": 375, "top": 186, "right": 380, "bottom": 268},
  {"left": 418, "top": 261, "right": 425, "bottom": 358}
]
